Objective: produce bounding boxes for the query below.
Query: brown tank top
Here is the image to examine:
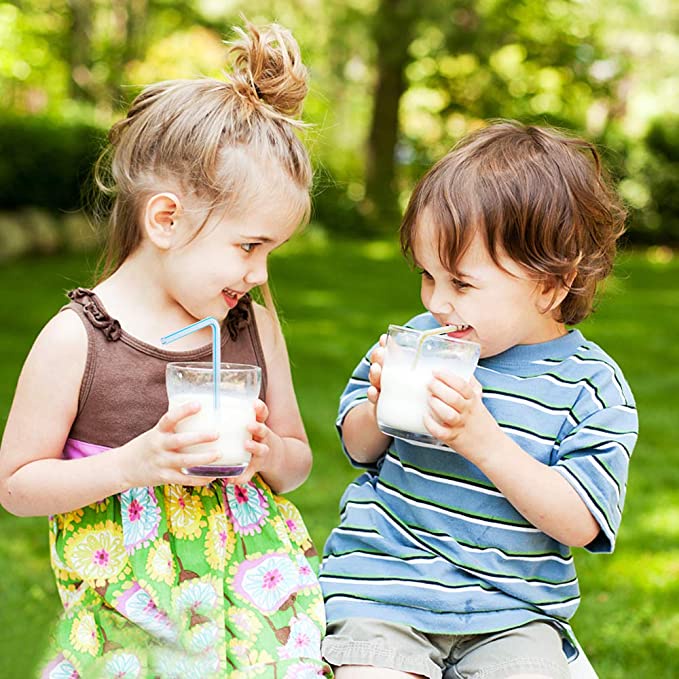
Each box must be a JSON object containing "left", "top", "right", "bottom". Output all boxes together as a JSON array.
[{"left": 62, "top": 288, "right": 268, "bottom": 450}]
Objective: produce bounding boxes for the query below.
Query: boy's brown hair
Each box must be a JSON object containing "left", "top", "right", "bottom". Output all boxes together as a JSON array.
[{"left": 400, "top": 121, "right": 627, "bottom": 325}]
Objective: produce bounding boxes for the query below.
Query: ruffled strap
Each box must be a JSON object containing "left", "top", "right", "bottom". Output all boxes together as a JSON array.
[{"left": 67, "top": 288, "right": 122, "bottom": 342}]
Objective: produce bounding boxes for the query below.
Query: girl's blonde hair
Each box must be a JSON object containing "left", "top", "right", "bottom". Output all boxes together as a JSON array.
[{"left": 95, "top": 19, "right": 312, "bottom": 337}]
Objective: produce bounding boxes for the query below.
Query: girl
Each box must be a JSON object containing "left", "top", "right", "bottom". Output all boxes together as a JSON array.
[
  {"left": 0, "top": 20, "right": 331, "bottom": 679},
  {"left": 320, "top": 122, "right": 636, "bottom": 678}
]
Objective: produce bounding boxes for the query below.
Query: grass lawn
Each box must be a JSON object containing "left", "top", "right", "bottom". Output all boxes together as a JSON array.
[{"left": 0, "top": 234, "right": 677, "bottom": 677}]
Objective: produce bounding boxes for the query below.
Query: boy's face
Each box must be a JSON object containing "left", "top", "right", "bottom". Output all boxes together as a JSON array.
[{"left": 413, "top": 216, "right": 568, "bottom": 359}]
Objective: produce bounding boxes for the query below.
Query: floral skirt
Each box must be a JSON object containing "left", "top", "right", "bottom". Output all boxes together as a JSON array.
[{"left": 41, "top": 477, "right": 333, "bottom": 678}]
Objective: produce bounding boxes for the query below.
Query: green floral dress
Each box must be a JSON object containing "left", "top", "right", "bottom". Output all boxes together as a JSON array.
[{"left": 41, "top": 476, "right": 332, "bottom": 678}]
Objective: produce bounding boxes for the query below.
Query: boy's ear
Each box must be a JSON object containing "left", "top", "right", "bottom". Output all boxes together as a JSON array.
[
  {"left": 539, "top": 270, "right": 577, "bottom": 314},
  {"left": 144, "top": 193, "right": 183, "bottom": 249}
]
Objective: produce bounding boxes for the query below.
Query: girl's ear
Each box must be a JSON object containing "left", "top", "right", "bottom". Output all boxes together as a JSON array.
[{"left": 144, "top": 193, "right": 183, "bottom": 250}]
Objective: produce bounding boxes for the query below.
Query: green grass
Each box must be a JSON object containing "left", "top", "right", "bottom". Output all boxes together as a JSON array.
[{"left": 1, "top": 236, "right": 678, "bottom": 677}]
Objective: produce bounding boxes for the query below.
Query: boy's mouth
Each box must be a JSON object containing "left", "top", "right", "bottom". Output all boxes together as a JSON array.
[{"left": 445, "top": 323, "right": 472, "bottom": 338}]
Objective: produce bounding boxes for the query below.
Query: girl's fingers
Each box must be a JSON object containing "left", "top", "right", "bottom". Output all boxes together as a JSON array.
[
  {"left": 247, "top": 422, "right": 268, "bottom": 440},
  {"left": 176, "top": 450, "right": 221, "bottom": 470},
  {"left": 168, "top": 430, "right": 219, "bottom": 451},
  {"left": 378, "top": 333, "right": 387, "bottom": 347},
  {"left": 254, "top": 399, "right": 269, "bottom": 422},
  {"left": 245, "top": 440, "right": 269, "bottom": 458},
  {"left": 367, "top": 385, "right": 380, "bottom": 405},
  {"left": 158, "top": 401, "right": 201, "bottom": 433}
]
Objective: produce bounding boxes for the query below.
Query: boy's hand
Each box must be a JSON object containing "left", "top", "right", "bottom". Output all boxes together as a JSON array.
[
  {"left": 228, "top": 399, "right": 279, "bottom": 485},
  {"left": 122, "top": 402, "right": 219, "bottom": 488},
  {"left": 367, "top": 334, "right": 387, "bottom": 407},
  {"left": 424, "top": 373, "right": 501, "bottom": 463}
]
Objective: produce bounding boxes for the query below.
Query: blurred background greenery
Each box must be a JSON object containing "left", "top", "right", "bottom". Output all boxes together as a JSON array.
[{"left": 0, "top": 0, "right": 678, "bottom": 676}]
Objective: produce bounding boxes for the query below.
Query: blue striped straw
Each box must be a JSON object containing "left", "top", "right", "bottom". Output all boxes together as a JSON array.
[{"left": 161, "top": 317, "right": 221, "bottom": 411}]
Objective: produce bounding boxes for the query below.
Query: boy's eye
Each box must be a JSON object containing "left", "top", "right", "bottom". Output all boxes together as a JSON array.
[
  {"left": 240, "top": 243, "right": 259, "bottom": 253},
  {"left": 451, "top": 278, "right": 472, "bottom": 290},
  {"left": 416, "top": 267, "right": 433, "bottom": 280}
]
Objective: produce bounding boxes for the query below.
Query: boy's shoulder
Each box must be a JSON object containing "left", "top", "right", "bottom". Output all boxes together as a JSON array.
[{"left": 547, "top": 332, "right": 635, "bottom": 409}]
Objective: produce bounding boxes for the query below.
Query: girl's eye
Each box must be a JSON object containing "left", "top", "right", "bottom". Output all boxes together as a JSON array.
[
  {"left": 240, "top": 243, "right": 258, "bottom": 253},
  {"left": 416, "top": 268, "right": 433, "bottom": 280}
]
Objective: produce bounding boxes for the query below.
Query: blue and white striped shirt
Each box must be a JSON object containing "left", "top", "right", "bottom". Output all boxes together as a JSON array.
[{"left": 320, "top": 313, "right": 637, "bottom": 653}]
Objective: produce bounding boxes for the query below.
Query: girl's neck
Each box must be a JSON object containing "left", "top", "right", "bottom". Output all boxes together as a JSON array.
[{"left": 93, "top": 248, "right": 207, "bottom": 349}]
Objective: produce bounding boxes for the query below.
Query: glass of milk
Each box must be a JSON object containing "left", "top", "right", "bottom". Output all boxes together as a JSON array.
[
  {"left": 166, "top": 362, "right": 261, "bottom": 477},
  {"left": 376, "top": 325, "right": 480, "bottom": 446}
]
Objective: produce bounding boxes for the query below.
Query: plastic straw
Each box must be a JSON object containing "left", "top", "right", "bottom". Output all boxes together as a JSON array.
[{"left": 161, "top": 317, "right": 221, "bottom": 411}]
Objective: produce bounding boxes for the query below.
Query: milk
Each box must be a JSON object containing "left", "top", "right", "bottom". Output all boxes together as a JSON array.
[
  {"left": 377, "top": 362, "right": 432, "bottom": 435},
  {"left": 169, "top": 392, "right": 256, "bottom": 466},
  {"left": 375, "top": 325, "right": 480, "bottom": 444}
]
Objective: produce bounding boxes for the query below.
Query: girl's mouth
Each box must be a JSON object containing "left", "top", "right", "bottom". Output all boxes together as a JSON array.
[{"left": 222, "top": 287, "right": 243, "bottom": 309}]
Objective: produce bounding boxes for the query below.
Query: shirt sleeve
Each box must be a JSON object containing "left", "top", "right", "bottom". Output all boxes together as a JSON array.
[
  {"left": 553, "top": 403, "right": 638, "bottom": 553},
  {"left": 336, "top": 341, "right": 387, "bottom": 470}
]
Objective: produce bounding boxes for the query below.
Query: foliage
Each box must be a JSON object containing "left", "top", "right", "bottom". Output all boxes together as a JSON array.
[
  {"left": 0, "top": 114, "right": 105, "bottom": 211},
  {"left": 0, "top": 0, "right": 677, "bottom": 242}
]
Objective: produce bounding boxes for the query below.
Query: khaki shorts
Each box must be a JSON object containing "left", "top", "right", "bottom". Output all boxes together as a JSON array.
[{"left": 322, "top": 618, "right": 570, "bottom": 679}]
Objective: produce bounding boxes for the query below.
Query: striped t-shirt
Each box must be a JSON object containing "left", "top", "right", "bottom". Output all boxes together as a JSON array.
[{"left": 320, "top": 312, "right": 637, "bottom": 653}]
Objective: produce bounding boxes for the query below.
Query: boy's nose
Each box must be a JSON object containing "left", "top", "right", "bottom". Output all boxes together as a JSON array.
[{"left": 428, "top": 287, "right": 453, "bottom": 315}]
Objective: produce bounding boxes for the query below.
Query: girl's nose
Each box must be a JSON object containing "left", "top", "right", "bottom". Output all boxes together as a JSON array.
[{"left": 244, "top": 263, "right": 268, "bottom": 287}]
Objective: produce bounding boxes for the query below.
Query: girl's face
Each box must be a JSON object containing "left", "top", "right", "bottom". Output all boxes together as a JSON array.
[
  {"left": 413, "top": 215, "right": 567, "bottom": 359},
  {"left": 161, "top": 188, "right": 302, "bottom": 322}
]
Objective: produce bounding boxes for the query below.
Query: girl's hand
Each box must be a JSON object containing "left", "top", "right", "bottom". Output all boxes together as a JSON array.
[
  {"left": 228, "top": 399, "right": 279, "bottom": 486},
  {"left": 424, "top": 374, "right": 501, "bottom": 464},
  {"left": 121, "top": 402, "right": 219, "bottom": 488},
  {"left": 367, "top": 333, "right": 387, "bottom": 407}
]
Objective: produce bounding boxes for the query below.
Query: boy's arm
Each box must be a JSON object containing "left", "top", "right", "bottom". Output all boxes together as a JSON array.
[
  {"left": 338, "top": 343, "right": 391, "bottom": 468},
  {"left": 427, "top": 372, "right": 637, "bottom": 549}
]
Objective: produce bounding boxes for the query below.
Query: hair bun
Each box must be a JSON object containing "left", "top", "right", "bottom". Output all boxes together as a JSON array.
[{"left": 228, "top": 21, "right": 308, "bottom": 122}]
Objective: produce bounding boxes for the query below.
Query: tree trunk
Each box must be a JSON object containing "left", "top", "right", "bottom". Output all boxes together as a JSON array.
[
  {"left": 67, "top": 0, "right": 95, "bottom": 103},
  {"left": 363, "top": 0, "right": 417, "bottom": 232}
]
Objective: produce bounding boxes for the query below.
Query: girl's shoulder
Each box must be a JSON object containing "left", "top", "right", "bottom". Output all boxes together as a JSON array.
[{"left": 30, "top": 307, "right": 88, "bottom": 368}]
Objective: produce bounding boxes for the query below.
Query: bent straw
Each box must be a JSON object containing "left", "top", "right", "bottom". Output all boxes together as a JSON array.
[
  {"left": 161, "top": 317, "right": 221, "bottom": 412},
  {"left": 413, "top": 325, "right": 462, "bottom": 368}
]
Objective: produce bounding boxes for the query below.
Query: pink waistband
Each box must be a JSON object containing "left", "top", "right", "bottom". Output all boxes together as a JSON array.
[{"left": 63, "top": 438, "right": 110, "bottom": 459}]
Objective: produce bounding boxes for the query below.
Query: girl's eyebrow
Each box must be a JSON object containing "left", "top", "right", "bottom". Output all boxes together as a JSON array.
[{"left": 241, "top": 235, "right": 274, "bottom": 242}]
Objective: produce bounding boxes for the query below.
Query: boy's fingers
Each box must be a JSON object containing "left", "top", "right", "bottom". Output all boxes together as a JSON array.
[
  {"left": 367, "top": 385, "right": 380, "bottom": 404},
  {"left": 369, "top": 346, "right": 384, "bottom": 365},
  {"left": 379, "top": 333, "right": 387, "bottom": 347},
  {"left": 369, "top": 362, "right": 382, "bottom": 388},
  {"left": 431, "top": 371, "right": 474, "bottom": 398}
]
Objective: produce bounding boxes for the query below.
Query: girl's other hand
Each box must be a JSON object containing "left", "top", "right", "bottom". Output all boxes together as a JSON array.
[
  {"left": 367, "top": 333, "right": 387, "bottom": 406},
  {"left": 121, "top": 401, "right": 219, "bottom": 488},
  {"left": 227, "top": 399, "right": 278, "bottom": 486}
]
